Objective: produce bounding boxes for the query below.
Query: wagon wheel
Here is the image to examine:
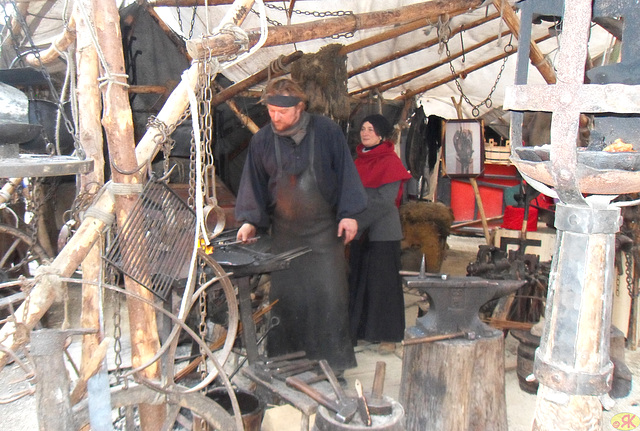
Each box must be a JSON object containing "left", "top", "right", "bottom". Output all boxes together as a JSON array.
[
  {"left": 0, "top": 223, "right": 49, "bottom": 282},
  {"left": 72, "top": 384, "right": 236, "bottom": 431},
  {"left": 0, "top": 223, "right": 50, "bottom": 320},
  {"left": 167, "top": 249, "right": 240, "bottom": 391},
  {"left": 119, "top": 247, "right": 240, "bottom": 397}
]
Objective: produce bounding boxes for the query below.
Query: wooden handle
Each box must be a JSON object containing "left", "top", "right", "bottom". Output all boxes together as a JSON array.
[
  {"left": 286, "top": 376, "right": 338, "bottom": 412},
  {"left": 371, "top": 361, "right": 386, "bottom": 399},
  {"left": 319, "top": 359, "right": 348, "bottom": 401},
  {"left": 402, "top": 331, "right": 465, "bottom": 346}
]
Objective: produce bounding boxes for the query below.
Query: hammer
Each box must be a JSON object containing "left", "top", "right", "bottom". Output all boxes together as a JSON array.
[
  {"left": 319, "top": 360, "right": 359, "bottom": 423},
  {"left": 286, "top": 376, "right": 357, "bottom": 423},
  {"left": 401, "top": 330, "right": 477, "bottom": 346},
  {"left": 367, "top": 361, "right": 393, "bottom": 415}
]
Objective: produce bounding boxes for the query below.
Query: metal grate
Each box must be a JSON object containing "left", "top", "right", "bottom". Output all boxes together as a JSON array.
[{"left": 104, "top": 179, "right": 196, "bottom": 300}]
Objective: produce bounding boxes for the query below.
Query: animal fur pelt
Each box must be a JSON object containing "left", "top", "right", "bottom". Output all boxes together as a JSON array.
[
  {"left": 400, "top": 201, "right": 454, "bottom": 272},
  {"left": 290, "top": 44, "right": 349, "bottom": 120}
]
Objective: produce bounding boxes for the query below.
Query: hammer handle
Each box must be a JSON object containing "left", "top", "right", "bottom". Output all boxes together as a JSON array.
[
  {"left": 286, "top": 376, "right": 339, "bottom": 413},
  {"left": 371, "top": 361, "right": 386, "bottom": 399},
  {"left": 401, "top": 331, "right": 465, "bottom": 346},
  {"left": 319, "top": 359, "right": 348, "bottom": 401}
]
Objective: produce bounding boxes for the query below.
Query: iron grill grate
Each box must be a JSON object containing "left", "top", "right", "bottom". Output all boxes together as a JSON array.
[{"left": 104, "top": 179, "right": 196, "bottom": 300}]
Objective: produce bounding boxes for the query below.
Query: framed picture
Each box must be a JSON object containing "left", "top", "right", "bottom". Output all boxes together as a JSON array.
[{"left": 443, "top": 119, "right": 485, "bottom": 177}]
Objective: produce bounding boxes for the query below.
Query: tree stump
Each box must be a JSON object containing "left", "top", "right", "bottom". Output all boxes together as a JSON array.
[{"left": 399, "top": 329, "right": 507, "bottom": 431}]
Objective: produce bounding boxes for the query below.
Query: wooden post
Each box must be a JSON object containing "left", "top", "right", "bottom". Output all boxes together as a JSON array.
[
  {"left": 94, "top": 1, "right": 166, "bottom": 428},
  {"left": 76, "top": 0, "right": 106, "bottom": 383},
  {"left": 400, "top": 331, "right": 507, "bottom": 430}
]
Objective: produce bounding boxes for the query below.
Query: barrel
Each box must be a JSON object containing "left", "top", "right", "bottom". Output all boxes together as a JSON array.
[
  {"left": 312, "top": 396, "right": 404, "bottom": 431},
  {"left": 511, "top": 329, "right": 541, "bottom": 394},
  {"left": 207, "top": 388, "right": 264, "bottom": 431}
]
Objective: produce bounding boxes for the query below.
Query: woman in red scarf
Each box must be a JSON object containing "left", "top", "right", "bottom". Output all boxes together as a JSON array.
[{"left": 348, "top": 114, "right": 412, "bottom": 354}]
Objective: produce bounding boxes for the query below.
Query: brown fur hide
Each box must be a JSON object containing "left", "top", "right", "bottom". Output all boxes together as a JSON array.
[
  {"left": 291, "top": 44, "right": 349, "bottom": 120},
  {"left": 400, "top": 201, "right": 454, "bottom": 273}
]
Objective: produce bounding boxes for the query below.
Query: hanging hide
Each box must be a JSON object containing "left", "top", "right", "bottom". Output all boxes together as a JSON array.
[
  {"left": 405, "top": 106, "right": 444, "bottom": 179},
  {"left": 290, "top": 44, "right": 349, "bottom": 120}
]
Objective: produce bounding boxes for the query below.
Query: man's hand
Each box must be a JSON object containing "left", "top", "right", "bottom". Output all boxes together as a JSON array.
[
  {"left": 237, "top": 223, "right": 257, "bottom": 243},
  {"left": 338, "top": 218, "right": 358, "bottom": 244}
]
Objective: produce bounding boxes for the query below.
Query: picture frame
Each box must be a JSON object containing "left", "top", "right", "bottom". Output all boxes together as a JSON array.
[{"left": 443, "top": 119, "right": 485, "bottom": 177}]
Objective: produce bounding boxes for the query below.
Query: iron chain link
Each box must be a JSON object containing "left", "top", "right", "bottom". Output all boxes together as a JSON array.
[
  {"left": 253, "top": 3, "right": 354, "bottom": 38},
  {"left": 443, "top": 27, "right": 513, "bottom": 117}
]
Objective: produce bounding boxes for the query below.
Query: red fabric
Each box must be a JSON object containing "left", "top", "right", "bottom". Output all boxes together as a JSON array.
[
  {"left": 355, "top": 141, "right": 412, "bottom": 207},
  {"left": 501, "top": 205, "right": 539, "bottom": 231}
]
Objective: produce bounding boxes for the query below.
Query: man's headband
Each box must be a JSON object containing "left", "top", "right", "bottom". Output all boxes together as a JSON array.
[{"left": 263, "top": 94, "right": 302, "bottom": 107}]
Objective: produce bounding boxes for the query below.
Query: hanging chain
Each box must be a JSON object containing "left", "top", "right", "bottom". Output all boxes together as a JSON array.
[
  {"left": 252, "top": 3, "right": 354, "bottom": 38},
  {"left": 440, "top": 17, "right": 514, "bottom": 117},
  {"left": 176, "top": 2, "right": 198, "bottom": 40},
  {"left": 625, "top": 251, "right": 638, "bottom": 298}
]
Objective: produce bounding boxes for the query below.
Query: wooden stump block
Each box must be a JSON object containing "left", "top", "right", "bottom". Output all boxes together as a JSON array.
[{"left": 399, "top": 329, "right": 507, "bottom": 431}]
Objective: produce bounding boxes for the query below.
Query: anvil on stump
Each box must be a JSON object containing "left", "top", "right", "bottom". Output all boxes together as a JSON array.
[{"left": 400, "top": 275, "right": 526, "bottom": 431}]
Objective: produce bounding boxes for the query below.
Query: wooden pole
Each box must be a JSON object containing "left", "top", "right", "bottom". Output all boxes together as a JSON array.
[
  {"left": 347, "top": 11, "right": 502, "bottom": 78},
  {"left": 352, "top": 30, "right": 511, "bottom": 98},
  {"left": 23, "top": 14, "right": 76, "bottom": 67},
  {"left": 147, "top": 0, "right": 309, "bottom": 5},
  {"left": 209, "top": 50, "right": 303, "bottom": 107},
  {"left": 76, "top": 0, "right": 106, "bottom": 386},
  {"left": 492, "top": 0, "right": 556, "bottom": 84},
  {"left": 94, "top": 1, "right": 166, "bottom": 428},
  {"left": 186, "top": 0, "right": 483, "bottom": 60},
  {"left": 397, "top": 33, "right": 553, "bottom": 101}
]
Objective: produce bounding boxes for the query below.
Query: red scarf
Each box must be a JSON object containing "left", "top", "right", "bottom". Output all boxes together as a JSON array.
[{"left": 355, "top": 141, "right": 412, "bottom": 207}]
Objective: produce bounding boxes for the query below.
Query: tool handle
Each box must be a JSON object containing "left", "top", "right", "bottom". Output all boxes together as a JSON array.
[
  {"left": 355, "top": 379, "right": 372, "bottom": 426},
  {"left": 371, "top": 361, "right": 386, "bottom": 399},
  {"left": 319, "top": 359, "right": 348, "bottom": 401},
  {"left": 401, "top": 331, "right": 465, "bottom": 346},
  {"left": 286, "top": 376, "right": 338, "bottom": 413}
]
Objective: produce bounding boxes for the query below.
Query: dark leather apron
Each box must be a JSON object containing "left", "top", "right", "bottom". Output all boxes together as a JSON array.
[{"left": 267, "top": 125, "right": 357, "bottom": 371}]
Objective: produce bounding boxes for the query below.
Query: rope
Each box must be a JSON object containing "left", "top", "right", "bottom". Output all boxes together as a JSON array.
[
  {"left": 33, "top": 265, "right": 65, "bottom": 302},
  {"left": 109, "top": 182, "right": 144, "bottom": 196},
  {"left": 82, "top": 206, "right": 116, "bottom": 226}
]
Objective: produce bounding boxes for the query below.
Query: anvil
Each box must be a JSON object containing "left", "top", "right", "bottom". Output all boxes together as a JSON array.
[{"left": 403, "top": 275, "right": 526, "bottom": 338}]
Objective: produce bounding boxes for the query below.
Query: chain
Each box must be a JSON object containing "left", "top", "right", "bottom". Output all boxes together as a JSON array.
[
  {"left": 442, "top": 26, "right": 513, "bottom": 117},
  {"left": 626, "top": 250, "right": 638, "bottom": 298},
  {"left": 146, "top": 116, "right": 177, "bottom": 179},
  {"left": 176, "top": 2, "right": 198, "bottom": 40},
  {"left": 252, "top": 3, "right": 354, "bottom": 38}
]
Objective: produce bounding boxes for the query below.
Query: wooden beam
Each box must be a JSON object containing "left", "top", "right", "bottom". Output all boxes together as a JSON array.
[
  {"left": 352, "top": 29, "right": 512, "bottom": 98},
  {"left": 396, "top": 33, "right": 553, "bottom": 101},
  {"left": 210, "top": 50, "right": 303, "bottom": 106},
  {"left": 147, "top": 0, "right": 308, "bottom": 5},
  {"left": 187, "top": 0, "right": 484, "bottom": 59},
  {"left": 492, "top": 0, "right": 556, "bottom": 84},
  {"left": 129, "top": 85, "right": 170, "bottom": 94},
  {"left": 23, "top": 14, "right": 76, "bottom": 66},
  {"left": 347, "top": 10, "right": 502, "bottom": 78}
]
